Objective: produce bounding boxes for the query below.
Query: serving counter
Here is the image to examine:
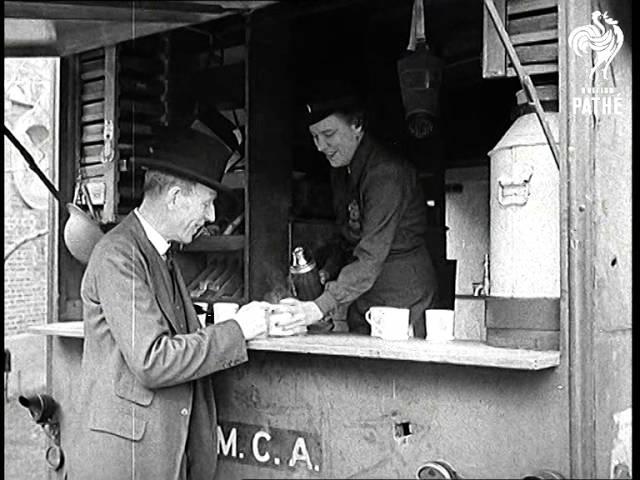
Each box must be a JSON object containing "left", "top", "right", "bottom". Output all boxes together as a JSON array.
[
  {"left": 32, "top": 321, "right": 567, "bottom": 479},
  {"left": 30, "top": 322, "right": 559, "bottom": 369}
]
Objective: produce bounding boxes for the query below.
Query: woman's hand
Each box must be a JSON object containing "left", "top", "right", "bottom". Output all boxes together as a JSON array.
[
  {"left": 318, "top": 269, "right": 329, "bottom": 285},
  {"left": 275, "top": 297, "right": 324, "bottom": 329}
]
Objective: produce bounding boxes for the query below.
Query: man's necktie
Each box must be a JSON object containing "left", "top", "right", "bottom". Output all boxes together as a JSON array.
[
  {"left": 165, "top": 252, "right": 178, "bottom": 297},
  {"left": 165, "top": 251, "right": 189, "bottom": 332}
]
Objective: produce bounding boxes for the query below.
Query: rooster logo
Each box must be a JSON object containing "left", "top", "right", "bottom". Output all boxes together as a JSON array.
[{"left": 569, "top": 11, "right": 624, "bottom": 80}]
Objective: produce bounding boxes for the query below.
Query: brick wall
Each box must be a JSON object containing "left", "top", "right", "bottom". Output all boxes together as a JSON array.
[
  {"left": 4, "top": 179, "right": 50, "bottom": 334},
  {"left": 4, "top": 58, "right": 56, "bottom": 335}
]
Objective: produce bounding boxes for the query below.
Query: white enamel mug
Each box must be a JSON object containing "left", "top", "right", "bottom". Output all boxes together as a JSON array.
[
  {"left": 213, "top": 302, "right": 239, "bottom": 324},
  {"left": 425, "top": 309, "right": 455, "bottom": 342},
  {"left": 365, "top": 306, "right": 411, "bottom": 341}
]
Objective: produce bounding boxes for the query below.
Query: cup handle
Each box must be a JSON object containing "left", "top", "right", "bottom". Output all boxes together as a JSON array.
[{"left": 365, "top": 310, "right": 372, "bottom": 325}]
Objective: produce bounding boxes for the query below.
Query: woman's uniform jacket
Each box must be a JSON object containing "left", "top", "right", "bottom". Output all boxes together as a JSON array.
[
  {"left": 67, "top": 212, "right": 248, "bottom": 480},
  {"left": 315, "top": 133, "right": 439, "bottom": 337}
]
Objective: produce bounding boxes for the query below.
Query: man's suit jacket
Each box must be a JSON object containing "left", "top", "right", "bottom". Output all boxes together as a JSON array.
[{"left": 68, "top": 212, "right": 248, "bottom": 480}]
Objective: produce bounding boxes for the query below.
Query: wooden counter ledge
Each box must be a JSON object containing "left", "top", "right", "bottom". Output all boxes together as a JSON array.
[{"left": 29, "top": 322, "right": 560, "bottom": 370}]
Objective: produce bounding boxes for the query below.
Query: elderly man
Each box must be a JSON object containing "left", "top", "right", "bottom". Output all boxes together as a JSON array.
[
  {"left": 69, "top": 127, "right": 297, "bottom": 480},
  {"left": 281, "top": 92, "right": 439, "bottom": 338}
]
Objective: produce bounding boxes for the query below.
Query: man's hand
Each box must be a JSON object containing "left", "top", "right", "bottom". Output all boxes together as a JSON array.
[
  {"left": 232, "top": 301, "right": 270, "bottom": 340},
  {"left": 275, "top": 298, "right": 324, "bottom": 330}
]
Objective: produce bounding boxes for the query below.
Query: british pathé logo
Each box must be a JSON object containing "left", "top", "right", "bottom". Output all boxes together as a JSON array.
[
  {"left": 569, "top": 11, "right": 625, "bottom": 116},
  {"left": 568, "top": 11, "right": 624, "bottom": 81}
]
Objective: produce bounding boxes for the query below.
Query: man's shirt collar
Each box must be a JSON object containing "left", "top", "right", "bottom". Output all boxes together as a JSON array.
[{"left": 134, "top": 208, "right": 171, "bottom": 258}]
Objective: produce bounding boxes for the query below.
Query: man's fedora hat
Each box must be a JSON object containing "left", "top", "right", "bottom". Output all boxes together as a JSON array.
[{"left": 135, "top": 126, "right": 236, "bottom": 192}]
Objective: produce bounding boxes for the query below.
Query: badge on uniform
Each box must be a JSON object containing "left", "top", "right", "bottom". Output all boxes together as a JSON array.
[{"left": 347, "top": 199, "right": 361, "bottom": 236}]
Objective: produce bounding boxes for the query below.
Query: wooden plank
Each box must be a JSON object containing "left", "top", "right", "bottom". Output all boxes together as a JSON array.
[
  {"left": 508, "top": 12, "right": 557, "bottom": 35},
  {"left": 190, "top": 259, "right": 241, "bottom": 301},
  {"left": 182, "top": 235, "right": 245, "bottom": 252},
  {"left": 246, "top": 13, "right": 293, "bottom": 301},
  {"left": 513, "top": 42, "right": 557, "bottom": 63},
  {"left": 564, "top": 0, "right": 598, "bottom": 475},
  {"left": 101, "top": 45, "right": 119, "bottom": 223},
  {"left": 82, "top": 123, "right": 103, "bottom": 142},
  {"left": 79, "top": 48, "right": 104, "bottom": 62},
  {"left": 3, "top": 1, "right": 221, "bottom": 23},
  {"left": 80, "top": 64, "right": 104, "bottom": 82},
  {"left": 186, "top": 261, "right": 221, "bottom": 294},
  {"left": 218, "top": 274, "right": 242, "bottom": 300},
  {"left": 57, "top": 57, "right": 86, "bottom": 324},
  {"left": 82, "top": 144, "right": 103, "bottom": 158},
  {"left": 232, "top": 284, "right": 244, "bottom": 298},
  {"left": 3, "top": 19, "right": 60, "bottom": 57},
  {"left": 29, "top": 322, "right": 85, "bottom": 338},
  {"left": 482, "top": 0, "right": 507, "bottom": 77},
  {"left": 204, "top": 260, "right": 237, "bottom": 297},
  {"left": 506, "top": 62, "right": 557, "bottom": 76},
  {"left": 507, "top": 0, "right": 557, "bottom": 15},
  {"left": 81, "top": 90, "right": 104, "bottom": 104},
  {"left": 55, "top": 1, "right": 242, "bottom": 15},
  {"left": 486, "top": 328, "right": 559, "bottom": 351},
  {"left": 45, "top": 56, "right": 61, "bottom": 402},
  {"left": 27, "top": 323, "right": 561, "bottom": 370},
  {"left": 56, "top": 21, "right": 194, "bottom": 58},
  {"left": 210, "top": 270, "right": 241, "bottom": 301},
  {"left": 80, "top": 163, "right": 104, "bottom": 178},
  {"left": 80, "top": 68, "right": 105, "bottom": 82},
  {"left": 79, "top": 156, "right": 103, "bottom": 167},
  {"left": 81, "top": 78, "right": 104, "bottom": 93},
  {"left": 587, "top": 0, "right": 632, "bottom": 476},
  {"left": 81, "top": 102, "right": 104, "bottom": 123},
  {"left": 510, "top": 28, "right": 558, "bottom": 45},
  {"left": 249, "top": 335, "right": 561, "bottom": 370},
  {"left": 80, "top": 57, "right": 105, "bottom": 72}
]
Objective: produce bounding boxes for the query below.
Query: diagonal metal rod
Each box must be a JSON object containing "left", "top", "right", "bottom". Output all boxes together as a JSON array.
[
  {"left": 483, "top": 0, "right": 561, "bottom": 170},
  {"left": 4, "top": 124, "right": 61, "bottom": 202}
]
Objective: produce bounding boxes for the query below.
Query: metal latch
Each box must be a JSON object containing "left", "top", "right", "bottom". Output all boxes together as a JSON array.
[{"left": 102, "top": 120, "right": 114, "bottom": 162}]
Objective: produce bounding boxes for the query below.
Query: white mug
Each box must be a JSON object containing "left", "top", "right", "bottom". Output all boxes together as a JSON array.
[
  {"left": 425, "top": 309, "right": 455, "bottom": 342},
  {"left": 193, "top": 301, "right": 209, "bottom": 328},
  {"left": 365, "top": 306, "right": 411, "bottom": 341},
  {"left": 213, "top": 302, "right": 239, "bottom": 324}
]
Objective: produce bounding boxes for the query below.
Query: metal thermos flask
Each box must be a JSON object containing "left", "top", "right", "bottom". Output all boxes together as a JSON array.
[{"left": 290, "top": 246, "right": 323, "bottom": 301}]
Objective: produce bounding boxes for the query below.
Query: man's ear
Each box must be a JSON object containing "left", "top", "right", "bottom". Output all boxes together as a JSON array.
[{"left": 167, "top": 185, "right": 181, "bottom": 209}]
